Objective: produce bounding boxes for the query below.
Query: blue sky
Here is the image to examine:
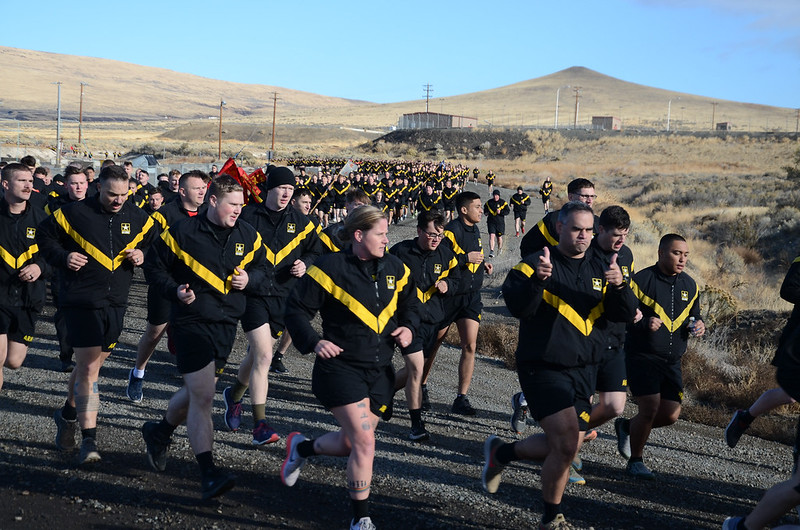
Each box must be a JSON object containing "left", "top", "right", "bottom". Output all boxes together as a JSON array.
[{"left": 3, "top": 0, "right": 798, "bottom": 108}]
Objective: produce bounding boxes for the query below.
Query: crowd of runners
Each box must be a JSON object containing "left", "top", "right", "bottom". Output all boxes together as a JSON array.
[{"left": 0, "top": 154, "right": 798, "bottom": 529}]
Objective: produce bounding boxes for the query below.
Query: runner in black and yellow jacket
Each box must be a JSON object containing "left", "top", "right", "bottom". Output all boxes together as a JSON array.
[
  {"left": 389, "top": 210, "right": 460, "bottom": 441},
  {"left": 42, "top": 165, "right": 159, "bottom": 466},
  {"left": 485, "top": 201, "right": 635, "bottom": 529},
  {"left": 141, "top": 174, "right": 267, "bottom": 500},
  {"left": 127, "top": 170, "right": 209, "bottom": 403},
  {"left": 281, "top": 206, "right": 419, "bottom": 530},
  {"left": 520, "top": 178, "right": 599, "bottom": 258},
  {"left": 510, "top": 186, "right": 531, "bottom": 237},
  {"left": 426, "top": 191, "right": 492, "bottom": 416},
  {"left": 225, "top": 167, "right": 322, "bottom": 445},
  {"left": 617, "top": 233, "right": 704, "bottom": 480},
  {"left": 0, "top": 163, "right": 50, "bottom": 391}
]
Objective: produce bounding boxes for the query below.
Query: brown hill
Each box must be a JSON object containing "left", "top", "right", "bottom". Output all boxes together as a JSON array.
[{"left": 0, "top": 46, "right": 796, "bottom": 135}]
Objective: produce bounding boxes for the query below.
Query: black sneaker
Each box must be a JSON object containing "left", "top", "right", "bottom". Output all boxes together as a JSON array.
[
  {"left": 615, "top": 417, "right": 631, "bottom": 460},
  {"left": 142, "top": 421, "right": 171, "bottom": 472},
  {"left": 724, "top": 409, "right": 751, "bottom": 448},
  {"left": 451, "top": 395, "right": 477, "bottom": 416},
  {"left": 510, "top": 392, "right": 529, "bottom": 434},
  {"left": 78, "top": 437, "right": 101, "bottom": 466},
  {"left": 126, "top": 369, "right": 144, "bottom": 403},
  {"left": 409, "top": 424, "right": 430, "bottom": 442},
  {"left": 59, "top": 360, "right": 75, "bottom": 373},
  {"left": 421, "top": 384, "right": 431, "bottom": 412},
  {"left": 53, "top": 409, "right": 78, "bottom": 451},
  {"left": 201, "top": 468, "right": 236, "bottom": 500},
  {"left": 270, "top": 357, "right": 288, "bottom": 374}
]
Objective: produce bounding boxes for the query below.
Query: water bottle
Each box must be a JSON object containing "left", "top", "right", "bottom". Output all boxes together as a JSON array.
[{"left": 688, "top": 317, "right": 697, "bottom": 336}]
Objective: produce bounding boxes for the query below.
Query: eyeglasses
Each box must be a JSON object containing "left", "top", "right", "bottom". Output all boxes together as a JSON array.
[{"left": 423, "top": 232, "right": 445, "bottom": 240}]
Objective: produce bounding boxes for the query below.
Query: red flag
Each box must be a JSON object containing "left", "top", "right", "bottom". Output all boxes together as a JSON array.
[{"left": 218, "top": 158, "right": 263, "bottom": 204}]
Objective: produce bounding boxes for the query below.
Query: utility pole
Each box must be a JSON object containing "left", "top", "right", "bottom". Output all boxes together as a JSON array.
[
  {"left": 554, "top": 85, "right": 570, "bottom": 129},
  {"left": 573, "top": 87, "right": 582, "bottom": 129},
  {"left": 53, "top": 81, "right": 62, "bottom": 166},
  {"left": 271, "top": 92, "right": 279, "bottom": 151},
  {"left": 423, "top": 84, "right": 433, "bottom": 113},
  {"left": 218, "top": 99, "right": 226, "bottom": 160},
  {"left": 795, "top": 108, "right": 799, "bottom": 135},
  {"left": 78, "top": 82, "right": 88, "bottom": 144},
  {"left": 711, "top": 102, "right": 717, "bottom": 131}
]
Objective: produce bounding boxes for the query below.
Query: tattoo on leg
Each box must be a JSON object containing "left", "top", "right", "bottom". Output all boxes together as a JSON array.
[
  {"left": 347, "top": 479, "right": 370, "bottom": 493},
  {"left": 75, "top": 392, "right": 100, "bottom": 413},
  {"left": 361, "top": 421, "right": 371, "bottom": 431}
]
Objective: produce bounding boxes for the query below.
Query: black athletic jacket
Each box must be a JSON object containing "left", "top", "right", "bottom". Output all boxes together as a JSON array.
[
  {"left": 772, "top": 256, "right": 800, "bottom": 369},
  {"left": 503, "top": 246, "right": 637, "bottom": 368},
  {"left": 591, "top": 240, "right": 636, "bottom": 349},
  {"left": 38, "top": 195, "right": 158, "bottom": 309},
  {"left": 520, "top": 210, "right": 600, "bottom": 258},
  {"left": 442, "top": 217, "right": 485, "bottom": 294},
  {"left": 239, "top": 203, "right": 321, "bottom": 298},
  {"left": 144, "top": 214, "right": 266, "bottom": 326},
  {"left": 318, "top": 221, "right": 345, "bottom": 254},
  {"left": 417, "top": 192, "right": 441, "bottom": 212},
  {"left": 484, "top": 198, "right": 510, "bottom": 229},
  {"left": 626, "top": 264, "right": 701, "bottom": 362},
  {"left": 285, "top": 249, "right": 420, "bottom": 369},
  {"left": 151, "top": 200, "right": 205, "bottom": 232},
  {"left": 510, "top": 192, "right": 531, "bottom": 215},
  {"left": 0, "top": 199, "right": 49, "bottom": 311},
  {"left": 389, "top": 238, "right": 460, "bottom": 325}
]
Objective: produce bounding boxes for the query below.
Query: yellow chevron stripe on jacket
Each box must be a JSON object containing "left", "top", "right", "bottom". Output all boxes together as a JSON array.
[
  {"left": 160, "top": 229, "right": 261, "bottom": 294},
  {"left": 444, "top": 230, "right": 481, "bottom": 273},
  {"left": 264, "top": 221, "right": 315, "bottom": 266},
  {"left": 0, "top": 243, "right": 39, "bottom": 270},
  {"left": 306, "top": 264, "right": 410, "bottom": 334},
  {"left": 151, "top": 211, "right": 168, "bottom": 231},
  {"left": 630, "top": 279, "right": 698, "bottom": 333},
  {"left": 53, "top": 209, "right": 155, "bottom": 271},
  {"left": 513, "top": 262, "right": 604, "bottom": 336},
  {"left": 318, "top": 231, "right": 340, "bottom": 253},
  {"left": 416, "top": 257, "right": 458, "bottom": 304},
  {"left": 536, "top": 218, "right": 558, "bottom": 246}
]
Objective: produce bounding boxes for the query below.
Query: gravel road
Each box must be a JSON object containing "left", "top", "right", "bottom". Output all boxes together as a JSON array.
[{"left": 1, "top": 183, "right": 797, "bottom": 529}]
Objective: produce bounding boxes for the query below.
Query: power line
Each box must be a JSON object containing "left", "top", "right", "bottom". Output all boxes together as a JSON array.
[{"left": 423, "top": 84, "right": 433, "bottom": 113}]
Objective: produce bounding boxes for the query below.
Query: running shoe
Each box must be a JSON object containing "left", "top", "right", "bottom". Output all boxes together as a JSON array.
[
  {"left": 488, "top": 251, "right": 494, "bottom": 258},
  {"left": 78, "top": 437, "right": 101, "bottom": 465},
  {"left": 142, "top": 421, "right": 171, "bottom": 472},
  {"left": 281, "top": 432, "right": 307, "bottom": 487},
  {"left": 409, "top": 424, "right": 430, "bottom": 442},
  {"left": 626, "top": 460, "right": 655, "bottom": 480},
  {"left": 722, "top": 517, "right": 744, "bottom": 530},
  {"left": 572, "top": 455, "right": 583, "bottom": 472},
  {"left": 539, "top": 514, "right": 574, "bottom": 530},
  {"left": 201, "top": 468, "right": 236, "bottom": 500},
  {"left": 350, "top": 517, "right": 376, "bottom": 530},
  {"left": 724, "top": 410, "right": 751, "bottom": 448},
  {"left": 568, "top": 463, "right": 586, "bottom": 485},
  {"left": 252, "top": 419, "right": 280, "bottom": 445},
  {"left": 421, "top": 384, "right": 431, "bottom": 412},
  {"left": 222, "top": 386, "right": 243, "bottom": 432},
  {"left": 452, "top": 395, "right": 477, "bottom": 416},
  {"left": 510, "top": 392, "right": 529, "bottom": 434},
  {"left": 615, "top": 417, "right": 631, "bottom": 459},
  {"left": 59, "top": 360, "right": 75, "bottom": 373},
  {"left": 53, "top": 409, "right": 77, "bottom": 451},
  {"left": 126, "top": 369, "right": 144, "bottom": 403},
  {"left": 482, "top": 435, "right": 506, "bottom": 494},
  {"left": 270, "top": 357, "right": 288, "bottom": 374}
]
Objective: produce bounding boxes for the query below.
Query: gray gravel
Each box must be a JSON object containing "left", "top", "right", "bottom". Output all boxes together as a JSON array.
[{"left": 1, "top": 183, "right": 797, "bottom": 529}]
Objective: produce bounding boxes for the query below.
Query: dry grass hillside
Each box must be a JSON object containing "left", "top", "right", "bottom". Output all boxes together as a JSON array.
[{"left": 1, "top": 46, "right": 796, "bottom": 136}]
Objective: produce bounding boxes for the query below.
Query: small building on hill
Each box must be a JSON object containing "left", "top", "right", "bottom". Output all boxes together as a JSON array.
[
  {"left": 716, "top": 122, "right": 732, "bottom": 131},
  {"left": 398, "top": 112, "right": 477, "bottom": 130},
  {"left": 591, "top": 116, "right": 621, "bottom": 131}
]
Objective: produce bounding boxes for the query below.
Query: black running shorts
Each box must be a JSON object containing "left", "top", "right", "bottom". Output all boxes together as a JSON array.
[
  {"left": 401, "top": 320, "right": 438, "bottom": 357},
  {"left": 240, "top": 295, "right": 285, "bottom": 337},
  {"left": 595, "top": 346, "right": 628, "bottom": 393},
  {"left": 146, "top": 284, "right": 171, "bottom": 326},
  {"left": 517, "top": 363, "right": 595, "bottom": 431},
  {"left": 626, "top": 354, "right": 683, "bottom": 403},
  {"left": 172, "top": 322, "right": 237, "bottom": 375},
  {"left": 312, "top": 358, "right": 395, "bottom": 421},
  {"left": 64, "top": 306, "right": 125, "bottom": 351},
  {"left": 0, "top": 305, "right": 36, "bottom": 345},
  {"left": 440, "top": 291, "right": 482, "bottom": 328}
]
